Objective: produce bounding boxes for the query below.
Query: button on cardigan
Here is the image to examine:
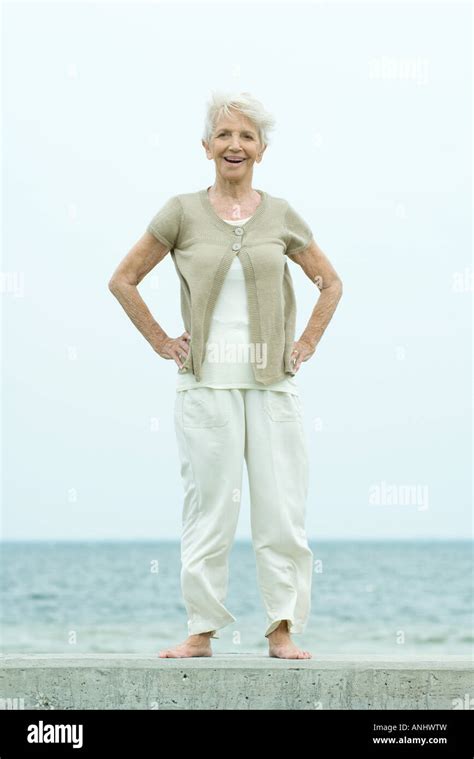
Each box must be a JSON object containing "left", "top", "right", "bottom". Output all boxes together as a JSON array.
[{"left": 146, "top": 187, "right": 314, "bottom": 386}]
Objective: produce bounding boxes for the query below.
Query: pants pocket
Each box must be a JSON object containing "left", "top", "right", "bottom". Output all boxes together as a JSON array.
[
  {"left": 182, "top": 388, "right": 229, "bottom": 428},
  {"left": 263, "top": 391, "right": 302, "bottom": 422}
]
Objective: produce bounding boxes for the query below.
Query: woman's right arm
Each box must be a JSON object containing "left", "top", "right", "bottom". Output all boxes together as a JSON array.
[{"left": 108, "top": 231, "right": 190, "bottom": 368}]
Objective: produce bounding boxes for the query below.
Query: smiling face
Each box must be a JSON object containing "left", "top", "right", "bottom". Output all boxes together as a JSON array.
[{"left": 202, "top": 108, "right": 266, "bottom": 181}]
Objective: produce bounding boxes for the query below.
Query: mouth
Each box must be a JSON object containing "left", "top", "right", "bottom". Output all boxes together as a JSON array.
[{"left": 223, "top": 157, "right": 246, "bottom": 164}]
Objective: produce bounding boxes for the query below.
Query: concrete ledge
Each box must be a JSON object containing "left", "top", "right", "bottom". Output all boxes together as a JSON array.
[{"left": 1, "top": 654, "right": 472, "bottom": 710}]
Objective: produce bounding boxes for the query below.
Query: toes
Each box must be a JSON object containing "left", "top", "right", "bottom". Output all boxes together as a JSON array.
[{"left": 268, "top": 645, "right": 312, "bottom": 660}]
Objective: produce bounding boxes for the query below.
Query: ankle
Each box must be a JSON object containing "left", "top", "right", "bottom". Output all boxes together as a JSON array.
[
  {"left": 267, "top": 620, "right": 290, "bottom": 639},
  {"left": 189, "top": 632, "right": 213, "bottom": 642}
]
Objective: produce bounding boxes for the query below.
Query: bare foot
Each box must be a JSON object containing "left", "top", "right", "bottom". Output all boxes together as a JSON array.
[
  {"left": 269, "top": 640, "right": 312, "bottom": 659},
  {"left": 158, "top": 632, "right": 213, "bottom": 658},
  {"left": 267, "top": 620, "right": 312, "bottom": 659}
]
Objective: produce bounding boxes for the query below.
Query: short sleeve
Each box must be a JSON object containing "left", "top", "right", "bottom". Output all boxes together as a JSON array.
[
  {"left": 284, "top": 202, "right": 314, "bottom": 257},
  {"left": 146, "top": 195, "right": 182, "bottom": 250}
]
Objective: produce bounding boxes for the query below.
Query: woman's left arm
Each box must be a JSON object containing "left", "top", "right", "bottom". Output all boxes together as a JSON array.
[{"left": 288, "top": 239, "right": 343, "bottom": 372}]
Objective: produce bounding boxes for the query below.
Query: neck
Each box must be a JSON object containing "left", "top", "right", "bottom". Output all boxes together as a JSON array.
[{"left": 208, "top": 178, "right": 256, "bottom": 203}]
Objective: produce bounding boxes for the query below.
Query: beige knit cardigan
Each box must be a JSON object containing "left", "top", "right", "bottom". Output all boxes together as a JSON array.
[{"left": 147, "top": 187, "right": 314, "bottom": 385}]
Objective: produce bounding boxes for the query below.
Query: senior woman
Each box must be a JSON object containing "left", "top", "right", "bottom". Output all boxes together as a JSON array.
[{"left": 108, "top": 91, "right": 343, "bottom": 659}]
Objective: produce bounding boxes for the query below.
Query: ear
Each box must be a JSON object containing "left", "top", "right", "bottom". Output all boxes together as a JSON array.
[
  {"left": 256, "top": 143, "right": 267, "bottom": 164},
  {"left": 202, "top": 138, "right": 212, "bottom": 160}
]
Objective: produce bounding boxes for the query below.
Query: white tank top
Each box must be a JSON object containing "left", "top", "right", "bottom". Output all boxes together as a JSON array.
[{"left": 176, "top": 216, "right": 298, "bottom": 395}]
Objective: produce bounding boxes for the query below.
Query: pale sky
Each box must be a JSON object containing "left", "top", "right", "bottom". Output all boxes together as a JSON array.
[{"left": 3, "top": 1, "right": 472, "bottom": 540}]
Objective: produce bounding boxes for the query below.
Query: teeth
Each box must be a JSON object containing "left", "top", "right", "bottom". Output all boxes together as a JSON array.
[{"left": 225, "top": 157, "right": 244, "bottom": 162}]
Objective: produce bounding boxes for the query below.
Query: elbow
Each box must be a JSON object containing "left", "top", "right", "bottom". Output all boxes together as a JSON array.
[
  {"left": 108, "top": 270, "right": 139, "bottom": 292},
  {"left": 108, "top": 276, "right": 120, "bottom": 294},
  {"left": 109, "top": 275, "right": 137, "bottom": 295}
]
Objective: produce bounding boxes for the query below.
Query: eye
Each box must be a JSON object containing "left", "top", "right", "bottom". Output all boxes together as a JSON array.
[{"left": 216, "top": 132, "right": 254, "bottom": 139}]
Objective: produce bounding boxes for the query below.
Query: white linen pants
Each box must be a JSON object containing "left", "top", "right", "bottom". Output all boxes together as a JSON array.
[{"left": 174, "top": 387, "right": 313, "bottom": 639}]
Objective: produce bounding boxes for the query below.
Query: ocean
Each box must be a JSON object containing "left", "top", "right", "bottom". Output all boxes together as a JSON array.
[{"left": 1, "top": 540, "right": 472, "bottom": 656}]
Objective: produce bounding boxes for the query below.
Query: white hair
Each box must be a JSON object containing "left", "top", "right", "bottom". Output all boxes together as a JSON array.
[{"left": 202, "top": 90, "right": 276, "bottom": 149}]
